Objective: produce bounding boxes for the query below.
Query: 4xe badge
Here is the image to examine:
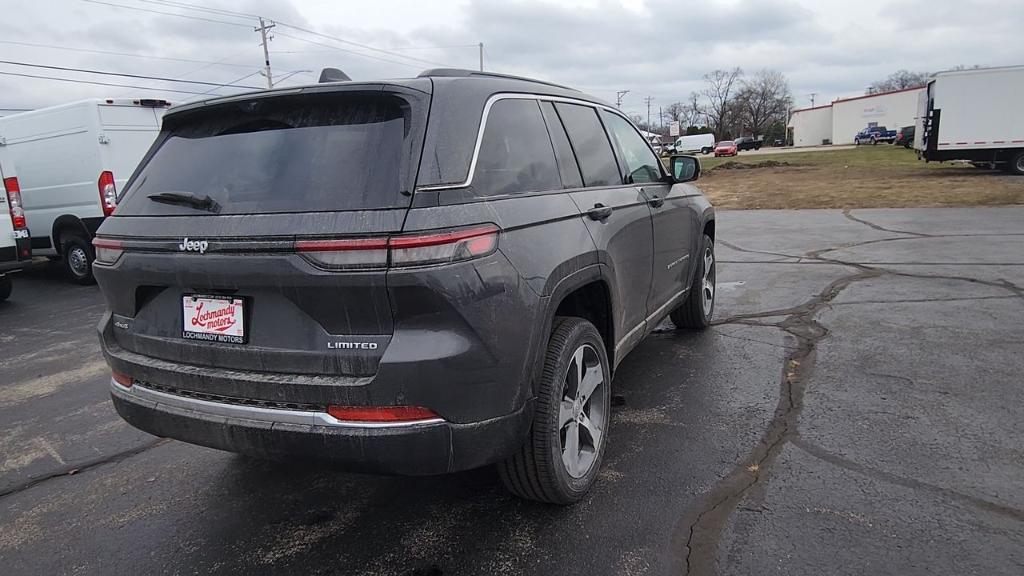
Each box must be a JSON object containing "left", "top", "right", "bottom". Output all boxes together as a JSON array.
[{"left": 179, "top": 237, "right": 209, "bottom": 254}]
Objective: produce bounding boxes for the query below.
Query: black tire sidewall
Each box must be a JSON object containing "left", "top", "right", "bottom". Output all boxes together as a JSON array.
[{"left": 537, "top": 318, "right": 611, "bottom": 499}]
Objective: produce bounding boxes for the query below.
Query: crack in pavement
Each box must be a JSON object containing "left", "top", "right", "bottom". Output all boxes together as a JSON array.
[
  {"left": 790, "top": 436, "right": 1024, "bottom": 523},
  {"left": 842, "top": 209, "right": 933, "bottom": 237},
  {"left": 0, "top": 438, "right": 169, "bottom": 500},
  {"left": 676, "top": 211, "right": 1024, "bottom": 575}
]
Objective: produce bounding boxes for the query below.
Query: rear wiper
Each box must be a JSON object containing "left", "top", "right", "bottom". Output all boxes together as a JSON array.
[{"left": 147, "top": 191, "right": 220, "bottom": 213}]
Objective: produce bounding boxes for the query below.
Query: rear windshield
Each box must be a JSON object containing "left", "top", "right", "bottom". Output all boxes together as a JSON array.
[{"left": 116, "top": 93, "right": 411, "bottom": 216}]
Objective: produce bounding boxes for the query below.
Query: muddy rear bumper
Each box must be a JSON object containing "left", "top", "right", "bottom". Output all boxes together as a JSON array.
[{"left": 111, "top": 379, "right": 532, "bottom": 475}]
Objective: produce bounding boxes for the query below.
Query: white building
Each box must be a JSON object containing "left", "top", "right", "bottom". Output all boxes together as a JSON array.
[
  {"left": 788, "top": 104, "right": 833, "bottom": 147},
  {"left": 788, "top": 86, "right": 925, "bottom": 147}
]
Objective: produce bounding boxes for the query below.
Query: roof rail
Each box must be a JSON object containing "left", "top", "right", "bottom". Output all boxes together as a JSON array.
[{"left": 417, "top": 68, "right": 579, "bottom": 92}]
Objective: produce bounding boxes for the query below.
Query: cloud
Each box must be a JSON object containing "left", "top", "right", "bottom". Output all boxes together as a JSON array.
[{"left": 0, "top": 0, "right": 1021, "bottom": 115}]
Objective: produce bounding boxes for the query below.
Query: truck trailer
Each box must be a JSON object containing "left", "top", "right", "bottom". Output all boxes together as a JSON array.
[{"left": 916, "top": 65, "right": 1024, "bottom": 174}]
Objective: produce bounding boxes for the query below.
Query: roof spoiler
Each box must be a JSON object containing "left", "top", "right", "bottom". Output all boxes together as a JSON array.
[{"left": 318, "top": 68, "right": 352, "bottom": 83}]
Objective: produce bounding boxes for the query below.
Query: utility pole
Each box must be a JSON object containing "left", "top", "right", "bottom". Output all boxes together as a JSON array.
[
  {"left": 644, "top": 96, "right": 654, "bottom": 130},
  {"left": 615, "top": 90, "right": 629, "bottom": 109},
  {"left": 255, "top": 17, "right": 275, "bottom": 89},
  {"left": 659, "top": 105, "right": 663, "bottom": 130},
  {"left": 478, "top": 42, "right": 484, "bottom": 71},
  {"left": 808, "top": 92, "right": 817, "bottom": 107}
]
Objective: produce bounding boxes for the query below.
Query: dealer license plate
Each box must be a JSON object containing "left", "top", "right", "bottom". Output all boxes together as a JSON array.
[{"left": 182, "top": 295, "right": 246, "bottom": 344}]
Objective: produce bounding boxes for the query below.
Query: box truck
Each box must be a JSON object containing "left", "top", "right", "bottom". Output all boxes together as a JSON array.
[
  {"left": 0, "top": 98, "right": 169, "bottom": 283},
  {"left": 916, "top": 65, "right": 1024, "bottom": 174}
]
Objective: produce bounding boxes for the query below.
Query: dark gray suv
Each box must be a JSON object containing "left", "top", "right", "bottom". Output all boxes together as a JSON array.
[{"left": 94, "top": 69, "right": 716, "bottom": 504}]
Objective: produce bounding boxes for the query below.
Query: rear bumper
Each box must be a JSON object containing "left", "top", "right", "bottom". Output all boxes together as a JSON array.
[{"left": 111, "top": 379, "right": 532, "bottom": 475}]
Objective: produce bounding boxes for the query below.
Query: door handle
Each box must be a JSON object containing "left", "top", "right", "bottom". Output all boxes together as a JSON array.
[
  {"left": 587, "top": 204, "right": 613, "bottom": 221},
  {"left": 649, "top": 196, "right": 665, "bottom": 208}
]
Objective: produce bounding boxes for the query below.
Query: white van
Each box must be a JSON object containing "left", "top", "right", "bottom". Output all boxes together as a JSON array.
[
  {"left": 0, "top": 152, "right": 31, "bottom": 300},
  {"left": 0, "top": 98, "right": 169, "bottom": 283},
  {"left": 673, "top": 133, "right": 715, "bottom": 155}
]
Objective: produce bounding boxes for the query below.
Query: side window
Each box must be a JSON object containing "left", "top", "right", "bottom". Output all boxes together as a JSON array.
[
  {"left": 472, "top": 99, "right": 561, "bottom": 197},
  {"left": 601, "top": 111, "right": 663, "bottom": 184},
  {"left": 553, "top": 103, "right": 622, "bottom": 187},
  {"left": 539, "top": 101, "right": 583, "bottom": 189}
]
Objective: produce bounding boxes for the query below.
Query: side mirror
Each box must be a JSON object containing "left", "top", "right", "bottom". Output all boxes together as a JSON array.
[{"left": 670, "top": 155, "right": 701, "bottom": 183}]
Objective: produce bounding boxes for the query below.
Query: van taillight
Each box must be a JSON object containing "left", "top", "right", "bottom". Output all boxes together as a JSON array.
[
  {"left": 3, "top": 177, "right": 26, "bottom": 229},
  {"left": 295, "top": 224, "right": 500, "bottom": 270},
  {"left": 98, "top": 171, "right": 117, "bottom": 216}
]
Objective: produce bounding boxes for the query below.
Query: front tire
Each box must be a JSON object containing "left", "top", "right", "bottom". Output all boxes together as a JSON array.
[
  {"left": 498, "top": 317, "right": 611, "bottom": 505},
  {"left": 672, "top": 234, "right": 715, "bottom": 329},
  {"left": 61, "top": 233, "right": 96, "bottom": 285}
]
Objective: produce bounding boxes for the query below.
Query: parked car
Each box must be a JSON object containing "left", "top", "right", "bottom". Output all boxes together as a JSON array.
[
  {"left": 673, "top": 133, "right": 715, "bottom": 155},
  {"left": 0, "top": 98, "right": 169, "bottom": 284},
  {"left": 895, "top": 125, "right": 915, "bottom": 148},
  {"left": 0, "top": 154, "right": 31, "bottom": 301},
  {"left": 94, "top": 68, "right": 717, "bottom": 505},
  {"left": 714, "top": 140, "right": 738, "bottom": 156},
  {"left": 732, "top": 136, "right": 762, "bottom": 151},
  {"left": 854, "top": 125, "right": 897, "bottom": 145}
]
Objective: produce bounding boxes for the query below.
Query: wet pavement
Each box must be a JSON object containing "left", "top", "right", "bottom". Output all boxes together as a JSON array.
[{"left": 1, "top": 207, "right": 1022, "bottom": 575}]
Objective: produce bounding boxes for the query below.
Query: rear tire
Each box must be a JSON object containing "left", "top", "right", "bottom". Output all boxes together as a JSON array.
[
  {"left": 0, "top": 275, "right": 11, "bottom": 301},
  {"left": 498, "top": 317, "right": 611, "bottom": 505},
  {"left": 671, "top": 234, "right": 715, "bottom": 330},
  {"left": 61, "top": 233, "right": 96, "bottom": 285},
  {"left": 1007, "top": 151, "right": 1024, "bottom": 176}
]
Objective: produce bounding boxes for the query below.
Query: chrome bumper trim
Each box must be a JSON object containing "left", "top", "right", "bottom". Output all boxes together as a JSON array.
[{"left": 111, "top": 379, "right": 445, "bottom": 429}]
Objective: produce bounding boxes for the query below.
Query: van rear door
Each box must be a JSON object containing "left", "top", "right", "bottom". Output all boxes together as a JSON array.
[{"left": 94, "top": 85, "right": 430, "bottom": 379}]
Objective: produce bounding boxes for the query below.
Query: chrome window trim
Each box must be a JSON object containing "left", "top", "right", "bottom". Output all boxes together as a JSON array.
[
  {"left": 417, "top": 92, "right": 663, "bottom": 192},
  {"left": 111, "top": 379, "right": 445, "bottom": 429}
]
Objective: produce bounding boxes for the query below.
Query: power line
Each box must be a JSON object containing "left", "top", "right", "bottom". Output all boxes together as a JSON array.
[
  {"left": 0, "top": 70, "right": 221, "bottom": 95},
  {"left": 0, "top": 39, "right": 255, "bottom": 69},
  {"left": 79, "top": 0, "right": 253, "bottom": 27},
  {"left": 0, "top": 60, "right": 263, "bottom": 89},
  {"left": 134, "top": 0, "right": 259, "bottom": 19},
  {"left": 274, "top": 32, "right": 424, "bottom": 71},
  {"left": 274, "top": 21, "right": 451, "bottom": 68}
]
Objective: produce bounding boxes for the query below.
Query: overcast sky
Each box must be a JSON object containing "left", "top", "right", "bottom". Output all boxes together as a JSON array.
[{"left": 1, "top": 0, "right": 1021, "bottom": 118}]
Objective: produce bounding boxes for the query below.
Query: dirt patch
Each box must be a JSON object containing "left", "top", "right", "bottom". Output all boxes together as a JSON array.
[{"left": 710, "top": 160, "right": 795, "bottom": 170}]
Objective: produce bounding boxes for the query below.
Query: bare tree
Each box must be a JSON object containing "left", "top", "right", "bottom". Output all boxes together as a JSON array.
[
  {"left": 866, "top": 69, "right": 930, "bottom": 94},
  {"left": 734, "top": 69, "right": 793, "bottom": 138},
  {"left": 661, "top": 102, "right": 686, "bottom": 127},
  {"left": 685, "top": 91, "right": 705, "bottom": 128},
  {"left": 701, "top": 68, "right": 743, "bottom": 138}
]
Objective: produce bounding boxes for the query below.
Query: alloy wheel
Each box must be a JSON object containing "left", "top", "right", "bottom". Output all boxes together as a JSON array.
[
  {"left": 701, "top": 246, "right": 715, "bottom": 316},
  {"left": 558, "top": 344, "right": 606, "bottom": 479}
]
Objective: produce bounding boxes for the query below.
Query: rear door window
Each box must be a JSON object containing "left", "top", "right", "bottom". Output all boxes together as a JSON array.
[
  {"left": 539, "top": 101, "right": 583, "bottom": 189},
  {"left": 601, "top": 111, "right": 663, "bottom": 184},
  {"left": 472, "top": 99, "right": 561, "bottom": 196},
  {"left": 553, "top": 103, "right": 622, "bottom": 187},
  {"left": 116, "top": 93, "right": 414, "bottom": 215}
]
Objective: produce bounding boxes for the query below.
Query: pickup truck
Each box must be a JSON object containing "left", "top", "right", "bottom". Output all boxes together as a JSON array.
[
  {"left": 732, "top": 136, "right": 763, "bottom": 151},
  {"left": 854, "top": 126, "right": 897, "bottom": 145}
]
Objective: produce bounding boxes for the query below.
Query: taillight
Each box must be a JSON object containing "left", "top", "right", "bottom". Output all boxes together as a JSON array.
[
  {"left": 98, "top": 171, "right": 117, "bottom": 216},
  {"left": 93, "top": 237, "right": 124, "bottom": 265},
  {"left": 295, "top": 237, "right": 389, "bottom": 270},
  {"left": 326, "top": 405, "right": 440, "bottom": 423},
  {"left": 295, "top": 224, "right": 500, "bottom": 270},
  {"left": 390, "top": 224, "right": 499, "bottom": 267},
  {"left": 3, "top": 177, "right": 26, "bottom": 229}
]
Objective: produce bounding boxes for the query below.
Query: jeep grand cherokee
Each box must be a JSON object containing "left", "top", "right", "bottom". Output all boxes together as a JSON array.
[{"left": 94, "top": 68, "right": 716, "bottom": 504}]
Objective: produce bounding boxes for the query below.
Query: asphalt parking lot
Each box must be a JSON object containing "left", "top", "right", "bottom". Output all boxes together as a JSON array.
[{"left": 2, "top": 207, "right": 1023, "bottom": 575}]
